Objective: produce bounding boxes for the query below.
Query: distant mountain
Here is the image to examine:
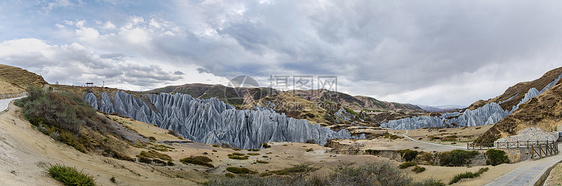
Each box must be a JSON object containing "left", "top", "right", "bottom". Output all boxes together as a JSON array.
[
  {"left": 150, "top": 84, "right": 426, "bottom": 126},
  {"left": 417, "top": 105, "right": 464, "bottom": 112}
]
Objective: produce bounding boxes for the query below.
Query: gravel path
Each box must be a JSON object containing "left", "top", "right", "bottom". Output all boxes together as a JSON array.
[
  {"left": 484, "top": 143, "right": 562, "bottom": 186},
  {"left": 0, "top": 96, "right": 25, "bottom": 112},
  {"left": 395, "top": 130, "right": 465, "bottom": 150}
]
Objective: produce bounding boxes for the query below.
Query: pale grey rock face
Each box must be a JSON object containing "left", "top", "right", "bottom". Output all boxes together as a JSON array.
[
  {"left": 382, "top": 73, "right": 562, "bottom": 130},
  {"left": 84, "top": 91, "right": 358, "bottom": 149}
]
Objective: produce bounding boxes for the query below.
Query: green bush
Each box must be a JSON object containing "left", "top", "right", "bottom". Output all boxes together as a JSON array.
[
  {"left": 442, "top": 136, "right": 457, "bottom": 141},
  {"left": 228, "top": 155, "right": 249, "bottom": 160},
  {"left": 477, "top": 167, "right": 489, "bottom": 174},
  {"left": 205, "top": 161, "right": 442, "bottom": 186},
  {"left": 400, "top": 149, "right": 419, "bottom": 162},
  {"left": 226, "top": 167, "right": 256, "bottom": 174},
  {"left": 247, "top": 153, "right": 260, "bottom": 156},
  {"left": 485, "top": 149, "right": 509, "bottom": 166},
  {"left": 449, "top": 171, "right": 481, "bottom": 185},
  {"left": 138, "top": 156, "right": 152, "bottom": 164},
  {"left": 256, "top": 160, "right": 269, "bottom": 164},
  {"left": 137, "top": 150, "right": 172, "bottom": 161},
  {"left": 438, "top": 150, "right": 479, "bottom": 166},
  {"left": 261, "top": 143, "right": 271, "bottom": 148},
  {"left": 305, "top": 148, "right": 314, "bottom": 152},
  {"left": 412, "top": 166, "right": 426, "bottom": 173},
  {"left": 270, "top": 164, "right": 318, "bottom": 176},
  {"left": 15, "top": 86, "right": 129, "bottom": 161},
  {"left": 110, "top": 176, "right": 116, "bottom": 183},
  {"left": 399, "top": 162, "right": 417, "bottom": 169},
  {"left": 180, "top": 156, "right": 214, "bottom": 168},
  {"left": 225, "top": 173, "right": 235, "bottom": 178},
  {"left": 47, "top": 164, "right": 96, "bottom": 186},
  {"left": 228, "top": 153, "right": 249, "bottom": 160},
  {"left": 326, "top": 161, "right": 412, "bottom": 186}
]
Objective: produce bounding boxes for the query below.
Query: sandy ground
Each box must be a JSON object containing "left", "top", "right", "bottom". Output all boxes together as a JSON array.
[
  {"left": 112, "top": 114, "right": 385, "bottom": 177},
  {"left": 0, "top": 81, "right": 23, "bottom": 95},
  {"left": 1, "top": 98, "right": 555, "bottom": 186},
  {"left": 0, "top": 100, "right": 389, "bottom": 185},
  {"left": 545, "top": 161, "right": 562, "bottom": 186},
  {"left": 0, "top": 102, "right": 193, "bottom": 186}
]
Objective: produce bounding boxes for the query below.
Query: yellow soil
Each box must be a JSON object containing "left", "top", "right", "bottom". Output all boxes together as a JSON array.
[
  {"left": 1, "top": 98, "right": 545, "bottom": 186},
  {"left": 0, "top": 81, "right": 23, "bottom": 94},
  {"left": 0, "top": 102, "right": 193, "bottom": 186},
  {"left": 546, "top": 161, "right": 562, "bottom": 186}
]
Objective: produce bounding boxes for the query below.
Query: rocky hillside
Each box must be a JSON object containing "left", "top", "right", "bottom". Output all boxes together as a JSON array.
[
  {"left": 292, "top": 89, "right": 423, "bottom": 112},
  {"left": 476, "top": 77, "right": 562, "bottom": 143},
  {"left": 151, "top": 83, "right": 272, "bottom": 106},
  {"left": 0, "top": 64, "right": 48, "bottom": 94},
  {"left": 383, "top": 67, "right": 562, "bottom": 130},
  {"left": 84, "top": 91, "right": 361, "bottom": 149},
  {"left": 150, "top": 84, "right": 425, "bottom": 126},
  {"left": 468, "top": 67, "right": 562, "bottom": 111}
]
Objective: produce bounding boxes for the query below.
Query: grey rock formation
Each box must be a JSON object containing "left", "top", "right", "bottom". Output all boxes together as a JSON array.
[
  {"left": 84, "top": 91, "right": 358, "bottom": 149},
  {"left": 382, "top": 73, "right": 562, "bottom": 130}
]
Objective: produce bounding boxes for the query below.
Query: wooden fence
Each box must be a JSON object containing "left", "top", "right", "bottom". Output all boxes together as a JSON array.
[
  {"left": 530, "top": 141, "right": 559, "bottom": 159},
  {"left": 467, "top": 140, "right": 559, "bottom": 159}
]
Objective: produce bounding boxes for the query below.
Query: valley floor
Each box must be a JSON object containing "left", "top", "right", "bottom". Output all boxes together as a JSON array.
[{"left": 2, "top": 96, "right": 562, "bottom": 186}]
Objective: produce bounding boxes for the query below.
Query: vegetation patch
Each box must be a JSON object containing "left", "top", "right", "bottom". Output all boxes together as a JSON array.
[
  {"left": 226, "top": 167, "right": 256, "bottom": 174},
  {"left": 442, "top": 136, "right": 457, "bottom": 141},
  {"left": 228, "top": 153, "right": 249, "bottom": 160},
  {"left": 383, "top": 132, "right": 401, "bottom": 139},
  {"left": 449, "top": 167, "right": 488, "bottom": 184},
  {"left": 247, "top": 153, "right": 260, "bottom": 156},
  {"left": 137, "top": 150, "right": 172, "bottom": 161},
  {"left": 260, "top": 164, "right": 319, "bottom": 177},
  {"left": 15, "top": 86, "right": 132, "bottom": 161},
  {"left": 180, "top": 156, "right": 214, "bottom": 168},
  {"left": 399, "top": 149, "right": 419, "bottom": 162},
  {"left": 412, "top": 166, "right": 426, "bottom": 173},
  {"left": 485, "top": 149, "right": 509, "bottom": 166},
  {"left": 206, "top": 161, "right": 444, "bottom": 186},
  {"left": 256, "top": 160, "right": 269, "bottom": 164},
  {"left": 399, "top": 162, "right": 417, "bottom": 169},
  {"left": 437, "top": 150, "right": 479, "bottom": 166},
  {"left": 47, "top": 164, "right": 96, "bottom": 186},
  {"left": 261, "top": 143, "right": 271, "bottom": 148}
]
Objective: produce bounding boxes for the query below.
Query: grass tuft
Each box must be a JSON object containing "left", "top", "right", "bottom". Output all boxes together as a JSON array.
[{"left": 47, "top": 164, "right": 96, "bottom": 186}]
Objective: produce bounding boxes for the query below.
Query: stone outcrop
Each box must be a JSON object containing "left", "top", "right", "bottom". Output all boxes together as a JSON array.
[{"left": 84, "top": 91, "right": 358, "bottom": 149}]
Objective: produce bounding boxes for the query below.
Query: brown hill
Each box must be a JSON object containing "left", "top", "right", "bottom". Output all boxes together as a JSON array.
[
  {"left": 0, "top": 64, "right": 48, "bottom": 94},
  {"left": 150, "top": 84, "right": 425, "bottom": 126},
  {"left": 476, "top": 67, "right": 562, "bottom": 143},
  {"left": 467, "top": 67, "right": 562, "bottom": 111}
]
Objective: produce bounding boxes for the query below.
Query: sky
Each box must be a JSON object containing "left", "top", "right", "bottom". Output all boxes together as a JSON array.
[{"left": 1, "top": 0, "right": 562, "bottom": 106}]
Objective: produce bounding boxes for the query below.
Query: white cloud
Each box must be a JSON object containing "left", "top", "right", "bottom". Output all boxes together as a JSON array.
[
  {"left": 4, "top": 0, "right": 562, "bottom": 106},
  {"left": 0, "top": 39, "right": 192, "bottom": 90}
]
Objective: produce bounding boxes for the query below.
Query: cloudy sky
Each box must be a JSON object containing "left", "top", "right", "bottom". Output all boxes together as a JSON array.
[{"left": 1, "top": 0, "right": 561, "bottom": 106}]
